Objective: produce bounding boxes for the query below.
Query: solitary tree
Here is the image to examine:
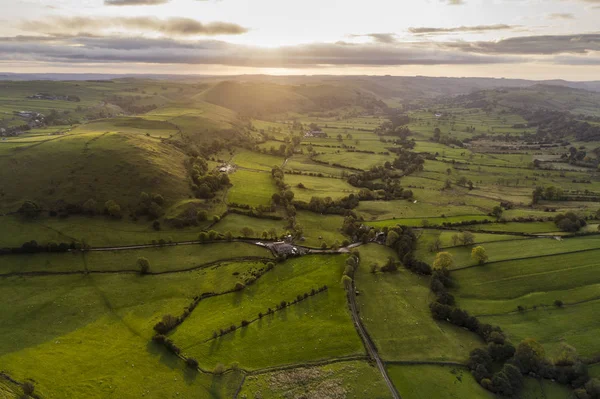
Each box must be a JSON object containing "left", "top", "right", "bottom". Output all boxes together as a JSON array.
[
  {"left": 471, "top": 246, "right": 488, "bottom": 265},
  {"left": 22, "top": 381, "right": 35, "bottom": 397},
  {"left": 429, "top": 238, "right": 442, "bottom": 253},
  {"left": 18, "top": 200, "right": 41, "bottom": 219},
  {"left": 82, "top": 198, "right": 98, "bottom": 215},
  {"left": 137, "top": 257, "right": 150, "bottom": 274},
  {"left": 461, "top": 231, "right": 475, "bottom": 246},
  {"left": 196, "top": 210, "right": 208, "bottom": 222},
  {"left": 241, "top": 227, "right": 254, "bottom": 238},
  {"left": 433, "top": 252, "right": 454, "bottom": 270},
  {"left": 492, "top": 206, "right": 503, "bottom": 219}
]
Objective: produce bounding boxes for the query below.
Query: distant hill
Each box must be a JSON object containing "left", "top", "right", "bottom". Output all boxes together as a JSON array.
[
  {"left": 447, "top": 85, "right": 600, "bottom": 117},
  {"left": 197, "top": 80, "right": 386, "bottom": 117}
]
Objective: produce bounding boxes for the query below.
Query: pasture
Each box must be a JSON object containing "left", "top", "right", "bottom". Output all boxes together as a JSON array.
[
  {"left": 227, "top": 170, "right": 277, "bottom": 207},
  {"left": 355, "top": 244, "right": 483, "bottom": 362},
  {"left": 170, "top": 255, "right": 363, "bottom": 370},
  {"left": 238, "top": 361, "right": 389, "bottom": 399}
]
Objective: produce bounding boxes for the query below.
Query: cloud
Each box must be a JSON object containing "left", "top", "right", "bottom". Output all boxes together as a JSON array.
[
  {"left": 2, "top": 31, "right": 600, "bottom": 69},
  {"left": 0, "top": 35, "right": 518, "bottom": 68},
  {"left": 105, "top": 0, "right": 170, "bottom": 5},
  {"left": 547, "top": 13, "right": 575, "bottom": 19},
  {"left": 350, "top": 33, "right": 398, "bottom": 43},
  {"left": 443, "top": 0, "right": 466, "bottom": 5},
  {"left": 442, "top": 33, "right": 600, "bottom": 54},
  {"left": 19, "top": 16, "right": 248, "bottom": 36},
  {"left": 409, "top": 24, "right": 518, "bottom": 35}
]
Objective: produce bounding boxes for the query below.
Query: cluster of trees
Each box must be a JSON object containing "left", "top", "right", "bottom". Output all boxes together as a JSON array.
[
  {"left": 384, "top": 226, "right": 433, "bottom": 275},
  {"left": 554, "top": 212, "right": 587, "bottom": 233},
  {"left": 432, "top": 127, "right": 464, "bottom": 147},
  {"left": 191, "top": 169, "right": 230, "bottom": 199},
  {"left": 0, "top": 239, "right": 87, "bottom": 255},
  {"left": 17, "top": 200, "right": 42, "bottom": 219},
  {"left": 135, "top": 192, "right": 165, "bottom": 220},
  {"left": 532, "top": 186, "right": 568, "bottom": 203},
  {"left": 346, "top": 166, "right": 413, "bottom": 200},
  {"left": 520, "top": 109, "right": 600, "bottom": 142},
  {"left": 293, "top": 195, "right": 359, "bottom": 216},
  {"left": 471, "top": 339, "right": 598, "bottom": 397},
  {"left": 391, "top": 150, "right": 425, "bottom": 175}
]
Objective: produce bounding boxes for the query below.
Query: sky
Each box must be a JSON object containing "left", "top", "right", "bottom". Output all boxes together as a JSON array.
[{"left": 1, "top": 0, "right": 600, "bottom": 80}]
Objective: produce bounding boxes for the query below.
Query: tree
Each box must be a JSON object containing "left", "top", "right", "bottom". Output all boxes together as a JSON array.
[
  {"left": 137, "top": 257, "right": 150, "bottom": 274},
  {"left": 82, "top": 198, "right": 97, "bottom": 215},
  {"left": 472, "top": 246, "right": 488, "bottom": 265},
  {"left": 213, "top": 363, "right": 225, "bottom": 375},
  {"left": 492, "top": 205, "right": 503, "bottom": 219},
  {"left": 22, "top": 381, "right": 35, "bottom": 396},
  {"left": 241, "top": 227, "right": 254, "bottom": 238},
  {"left": 198, "top": 232, "right": 208, "bottom": 242},
  {"left": 224, "top": 231, "right": 233, "bottom": 241},
  {"left": 429, "top": 238, "right": 442, "bottom": 253},
  {"left": 461, "top": 231, "right": 475, "bottom": 246},
  {"left": 197, "top": 210, "right": 208, "bottom": 222},
  {"left": 18, "top": 200, "right": 41, "bottom": 219},
  {"left": 104, "top": 200, "right": 121, "bottom": 219},
  {"left": 433, "top": 252, "right": 454, "bottom": 270},
  {"left": 514, "top": 338, "right": 546, "bottom": 373},
  {"left": 186, "top": 357, "right": 199, "bottom": 369},
  {"left": 451, "top": 234, "right": 461, "bottom": 246},
  {"left": 386, "top": 230, "right": 400, "bottom": 247}
]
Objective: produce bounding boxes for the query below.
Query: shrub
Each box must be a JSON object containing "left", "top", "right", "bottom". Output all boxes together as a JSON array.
[
  {"left": 186, "top": 357, "right": 199, "bottom": 368},
  {"left": 22, "top": 381, "right": 35, "bottom": 396},
  {"left": 137, "top": 257, "right": 150, "bottom": 274},
  {"left": 213, "top": 363, "right": 225, "bottom": 375},
  {"left": 554, "top": 299, "right": 564, "bottom": 308}
]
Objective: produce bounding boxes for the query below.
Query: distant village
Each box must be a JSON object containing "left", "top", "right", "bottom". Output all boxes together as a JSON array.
[{"left": 27, "top": 93, "right": 81, "bottom": 102}]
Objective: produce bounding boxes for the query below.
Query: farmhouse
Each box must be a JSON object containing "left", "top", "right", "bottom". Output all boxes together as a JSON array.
[{"left": 304, "top": 130, "right": 327, "bottom": 138}]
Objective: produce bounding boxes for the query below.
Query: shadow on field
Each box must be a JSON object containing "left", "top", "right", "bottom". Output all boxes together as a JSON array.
[{"left": 146, "top": 340, "right": 180, "bottom": 370}]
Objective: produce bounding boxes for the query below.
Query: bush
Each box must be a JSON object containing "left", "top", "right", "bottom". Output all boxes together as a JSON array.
[
  {"left": 22, "top": 381, "right": 35, "bottom": 396},
  {"left": 186, "top": 357, "right": 199, "bottom": 368},
  {"left": 137, "top": 257, "right": 150, "bottom": 274},
  {"left": 213, "top": 363, "right": 225, "bottom": 375},
  {"left": 554, "top": 299, "right": 564, "bottom": 308}
]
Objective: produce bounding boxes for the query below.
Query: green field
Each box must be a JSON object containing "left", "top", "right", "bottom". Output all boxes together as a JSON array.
[
  {"left": 387, "top": 365, "right": 494, "bottom": 399},
  {"left": 239, "top": 361, "right": 390, "bottom": 399},
  {"left": 0, "top": 242, "right": 273, "bottom": 275},
  {"left": 2, "top": 77, "right": 599, "bottom": 398},
  {"left": 355, "top": 244, "right": 483, "bottom": 362},
  {"left": 420, "top": 235, "right": 600, "bottom": 269},
  {"left": 295, "top": 210, "right": 347, "bottom": 247},
  {"left": 227, "top": 170, "right": 278, "bottom": 207},
  {"left": 286, "top": 174, "right": 356, "bottom": 202},
  {"left": 170, "top": 255, "right": 363, "bottom": 370}
]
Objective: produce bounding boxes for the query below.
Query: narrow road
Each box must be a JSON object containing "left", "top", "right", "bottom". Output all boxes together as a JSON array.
[{"left": 346, "top": 277, "right": 401, "bottom": 399}]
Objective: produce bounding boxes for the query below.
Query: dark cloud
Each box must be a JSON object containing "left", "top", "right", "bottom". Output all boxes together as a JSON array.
[
  {"left": 442, "top": 33, "right": 600, "bottom": 55},
  {"left": 409, "top": 24, "right": 518, "bottom": 35},
  {"left": 547, "top": 13, "right": 575, "bottom": 20},
  {"left": 0, "top": 35, "right": 518, "bottom": 67},
  {"left": 105, "top": 0, "right": 170, "bottom": 5},
  {"left": 350, "top": 33, "right": 398, "bottom": 43},
  {"left": 2, "top": 31, "right": 600, "bottom": 68},
  {"left": 19, "top": 16, "right": 248, "bottom": 36}
]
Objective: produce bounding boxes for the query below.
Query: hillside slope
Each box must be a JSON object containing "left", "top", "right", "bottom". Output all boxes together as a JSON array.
[{"left": 0, "top": 129, "right": 191, "bottom": 212}]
